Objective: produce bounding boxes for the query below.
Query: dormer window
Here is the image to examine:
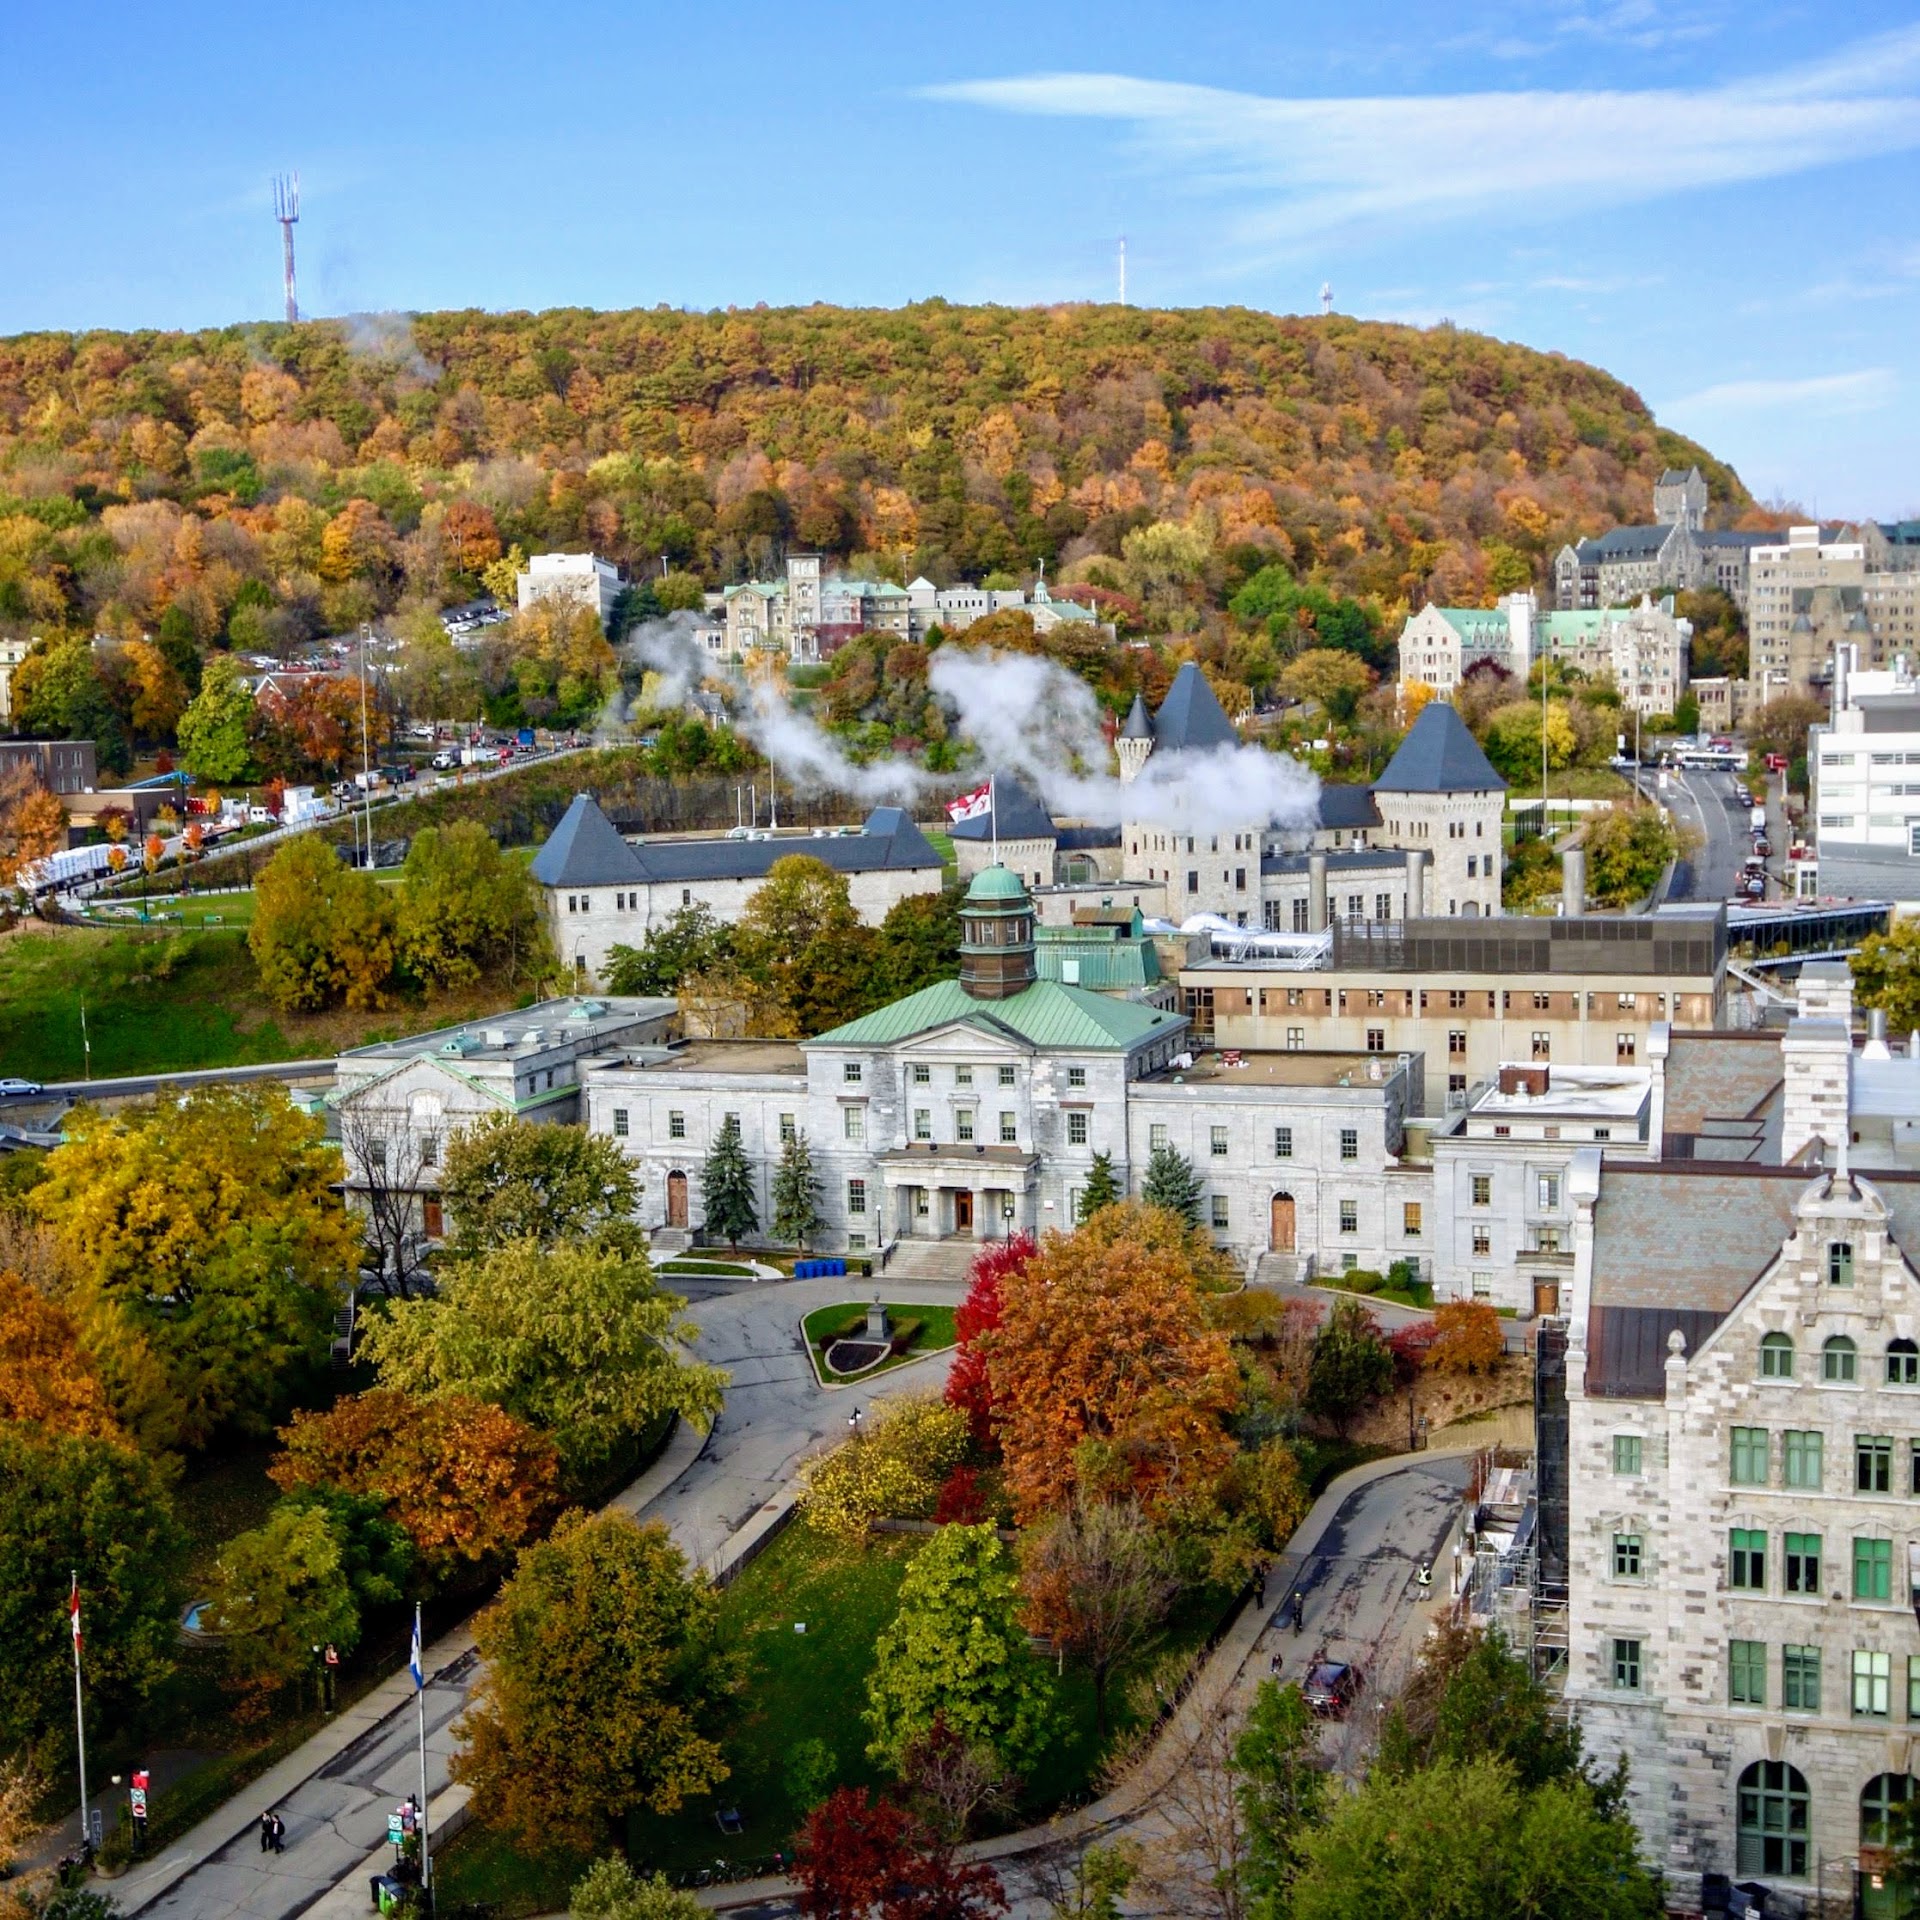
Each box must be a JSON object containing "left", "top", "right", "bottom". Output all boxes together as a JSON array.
[{"left": 1829, "top": 1242, "right": 1855, "bottom": 1286}]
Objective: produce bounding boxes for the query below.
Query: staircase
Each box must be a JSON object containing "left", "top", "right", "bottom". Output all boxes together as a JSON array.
[
  {"left": 879, "top": 1239, "right": 985, "bottom": 1285},
  {"left": 650, "top": 1228, "right": 694, "bottom": 1256},
  {"left": 1251, "top": 1251, "right": 1313, "bottom": 1289},
  {"left": 329, "top": 1293, "right": 357, "bottom": 1371}
]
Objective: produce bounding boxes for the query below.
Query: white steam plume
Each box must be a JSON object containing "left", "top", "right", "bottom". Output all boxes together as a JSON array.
[
  {"left": 620, "top": 611, "right": 712, "bottom": 711},
  {"left": 741, "top": 679, "right": 929, "bottom": 806}
]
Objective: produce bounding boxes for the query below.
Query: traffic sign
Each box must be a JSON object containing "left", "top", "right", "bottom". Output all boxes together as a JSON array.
[
  {"left": 387, "top": 1813, "right": 405, "bottom": 1846},
  {"left": 130, "top": 1787, "right": 147, "bottom": 1818}
]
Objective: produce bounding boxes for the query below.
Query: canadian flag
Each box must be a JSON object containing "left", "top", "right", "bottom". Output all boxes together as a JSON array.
[
  {"left": 69, "top": 1575, "right": 81, "bottom": 1652},
  {"left": 946, "top": 783, "right": 992, "bottom": 824}
]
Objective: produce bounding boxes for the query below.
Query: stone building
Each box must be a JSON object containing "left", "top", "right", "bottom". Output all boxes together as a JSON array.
[{"left": 515, "top": 552, "right": 622, "bottom": 629}]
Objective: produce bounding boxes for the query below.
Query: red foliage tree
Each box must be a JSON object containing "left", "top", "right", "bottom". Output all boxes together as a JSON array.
[
  {"left": 932, "top": 1466, "right": 984, "bottom": 1526},
  {"left": 795, "top": 1786, "right": 1005, "bottom": 1920},
  {"left": 1385, "top": 1319, "right": 1439, "bottom": 1385},
  {"left": 943, "top": 1233, "right": 1034, "bottom": 1449}
]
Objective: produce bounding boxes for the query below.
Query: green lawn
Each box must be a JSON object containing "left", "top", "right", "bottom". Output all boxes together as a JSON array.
[
  {"left": 801, "top": 1302, "right": 959, "bottom": 1384},
  {"left": 656, "top": 1259, "right": 764, "bottom": 1280}
]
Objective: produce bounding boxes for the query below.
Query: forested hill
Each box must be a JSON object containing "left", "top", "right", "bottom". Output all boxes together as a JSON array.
[{"left": 0, "top": 302, "right": 1748, "bottom": 641}]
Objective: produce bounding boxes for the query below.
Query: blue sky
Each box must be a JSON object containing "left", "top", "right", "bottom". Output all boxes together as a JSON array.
[{"left": 6, "top": 0, "right": 1919, "bottom": 517}]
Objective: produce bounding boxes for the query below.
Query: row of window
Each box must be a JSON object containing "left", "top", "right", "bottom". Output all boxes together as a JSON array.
[
  {"left": 1757, "top": 1329, "right": 1919, "bottom": 1383},
  {"left": 842, "top": 1060, "right": 1085, "bottom": 1090},
  {"left": 1612, "top": 1523, "right": 1912, "bottom": 1601},
  {"left": 1728, "top": 1426, "right": 1920, "bottom": 1492}
]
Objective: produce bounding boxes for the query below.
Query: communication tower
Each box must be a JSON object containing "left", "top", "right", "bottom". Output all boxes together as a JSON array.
[{"left": 273, "top": 173, "right": 300, "bottom": 324}]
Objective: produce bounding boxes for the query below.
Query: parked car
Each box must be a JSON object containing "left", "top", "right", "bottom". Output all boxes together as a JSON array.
[
  {"left": 1753, "top": 837, "right": 1772, "bottom": 858},
  {"left": 430, "top": 751, "right": 458, "bottom": 771},
  {"left": 0, "top": 1078, "right": 44, "bottom": 1097},
  {"left": 1302, "top": 1660, "right": 1363, "bottom": 1718},
  {"left": 1745, "top": 876, "right": 1766, "bottom": 899}
]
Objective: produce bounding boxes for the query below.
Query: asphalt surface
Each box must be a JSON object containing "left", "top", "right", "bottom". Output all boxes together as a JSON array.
[
  {"left": 1660, "top": 765, "right": 1760, "bottom": 904},
  {"left": 123, "top": 1272, "right": 963, "bottom": 1920},
  {"left": 0, "top": 1060, "right": 335, "bottom": 1108}
]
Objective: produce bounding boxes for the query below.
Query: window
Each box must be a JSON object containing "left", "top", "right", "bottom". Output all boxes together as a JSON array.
[
  {"left": 1472, "top": 1175, "right": 1491, "bottom": 1207},
  {"left": 1537, "top": 1174, "right": 1560, "bottom": 1210},
  {"left": 1448, "top": 989, "right": 1467, "bottom": 1010},
  {"left": 847, "top": 1179, "right": 867, "bottom": 1215},
  {"left": 1785, "top": 1533, "right": 1822, "bottom": 1594},
  {"left": 367, "top": 1138, "right": 387, "bottom": 1173},
  {"left": 1365, "top": 1027, "right": 1385, "bottom": 1053},
  {"left": 1613, "top": 1434, "right": 1642, "bottom": 1475},
  {"left": 612, "top": 1107, "right": 630, "bottom": 1138},
  {"left": 1533, "top": 991, "right": 1551, "bottom": 1012},
  {"left": 1286, "top": 1027, "right": 1305, "bottom": 1050},
  {"left": 1864, "top": 1773, "right": 1916, "bottom": 1847},
  {"left": 1067, "top": 1111, "right": 1089, "bottom": 1147},
  {"left": 1910, "top": 1661, "right": 1920, "bottom": 1721},
  {"left": 1617, "top": 1032, "right": 1637, "bottom": 1065},
  {"left": 913, "top": 1109, "right": 933, "bottom": 1141},
  {"left": 1210, "top": 1126, "right": 1230, "bottom": 1157},
  {"left": 1149, "top": 1123, "right": 1169, "bottom": 1152},
  {"left": 912, "top": 1063, "right": 931, "bottom": 1085},
  {"left": 843, "top": 1060, "right": 864, "bottom": 1084},
  {"left": 999, "top": 1111, "right": 1017, "bottom": 1144},
  {"left": 844, "top": 1107, "right": 864, "bottom": 1143},
  {"left": 1613, "top": 1533, "right": 1643, "bottom": 1578},
  {"left": 1067, "top": 1065, "right": 1086, "bottom": 1089},
  {"left": 1890, "top": 1339, "right": 1920, "bottom": 1385},
  {"left": 1737, "top": 1760, "right": 1809, "bottom": 1876},
  {"left": 1339, "top": 1200, "right": 1358, "bottom": 1234},
  {"left": 1730, "top": 1639, "right": 1766, "bottom": 1705},
  {"left": 779, "top": 1112, "right": 796, "bottom": 1143},
  {"left": 1448, "top": 1029, "right": 1467, "bottom": 1059},
  {"left": 955, "top": 1066, "right": 973, "bottom": 1087},
  {"left": 1760, "top": 1331, "right": 1794, "bottom": 1379},
  {"left": 1830, "top": 1241, "right": 1854, "bottom": 1285},
  {"left": 1210, "top": 1195, "right": 1230, "bottom": 1230},
  {"left": 1731, "top": 1427, "right": 1769, "bottom": 1486},
  {"left": 1273, "top": 1126, "right": 1293, "bottom": 1159},
  {"left": 1340, "top": 1128, "right": 1358, "bottom": 1163},
  {"left": 1531, "top": 1031, "right": 1551, "bottom": 1060},
  {"left": 1403, "top": 1201, "right": 1423, "bottom": 1238},
  {"left": 1785, "top": 1429, "right": 1823, "bottom": 1489},
  {"left": 1783, "top": 1645, "right": 1821, "bottom": 1712},
  {"left": 1855, "top": 1649, "right": 1893, "bottom": 1718},
  {"left": 420, "top": 1133, "right": 438, "bottom": 1169},
  {"left": 1471, "top": 1271, "right": 1492, "bottom": 1298},
  {"left": 1855, "top": 1536, "right": 1893, "bottom": 1601},
  {"left": 1611, "top": 1638, "right": 1641, "bottom": 1690},
  {"left": 668, "top": 1110, "right": 686, "bottom": 1141},
  {"left": 998, "top": 1064, "right": 1016, "bottom": 1087},
  {"left": 1859, "top": 1435, "right": 1895, "bottom": 1493},
  {"left": 1730, "top": 1529, "right": 1766, "bottom": 1591},
  {"left": 1824, "top": 1335, "right": 1859, "bottom": 1383},
  {"left": 956, "top": 1110, "right": 974, "bottom": 1143}
]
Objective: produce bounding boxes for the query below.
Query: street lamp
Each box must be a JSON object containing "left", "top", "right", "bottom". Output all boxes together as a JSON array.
[{"left": 848, "top": 1407, "right": 864, "bottom": 1442}]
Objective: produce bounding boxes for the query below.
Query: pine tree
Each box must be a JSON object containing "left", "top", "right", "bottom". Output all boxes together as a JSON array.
[
  {"left": 771, "top": 1129, "right": 825, "bottom": 1252},
  {"left": 700, "top": 1114, "right": 759, "bottom": 1251},
  {"left": 1078, "top": 1152, "right": 1122, "bottom": 1223},
  {"left": 1140, "top": 1145, "right": 1204, "bottom": 1227}
]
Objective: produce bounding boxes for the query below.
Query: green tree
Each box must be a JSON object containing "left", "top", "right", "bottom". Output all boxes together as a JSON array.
[
  {"left": 1078, "top": 1152, "right": 1122, "bottom": 1221},
  {"left": 1279, "top": 649, "right": 1374, "bottom": 726},
  {"left": 1235, "top": 1680, "right": 1327, "bottom": 1915},
  {"left": 1305, "top": 1298, "right": 1392, "bottom": 1438},
  {"left": 699, "top": 1113, "right": 758, "bottom": 1250},
  {"left": 866, "top": 1523, "right": 1057, "bottom": 1778},
  {"left": 1042, "top": 1842, "right": 1140, "bottom": 1920},
  {"left": 570, "top": 1856, "right": 707, "bottom": 1920},
  {"left": 0, "top": 1429, "right": 182, "bottom": 1759},
  {"left": 1854, "top": 921, "right": 1920, "bottom": 1035},
  {"left": 604, "top": 904, "right": 735, "bottom": 998},
  {"left": 276, "top": 1487, "right": 414, "bottom": 1611},
  {"left": 1289, "top": 1757, "right": 1659, "bottom": 1920},
  {"left": 1672, "top": 690, "right": 1700, "bottom": 736},
  {"left": 1581, "top": 804, "right": 1680, "bottom": 908},
  {"left": 771, "top": 1128, "right": 825, "bottom": 1250},
  {"left": 874, "top": 887, "right": 964, "bottom": 999},
  {"left": 359, "top": 1237, "right": 725, "bottom": 1478},
  {"left": 248, "top": 834, "right": 398, "bottom": 1013},
  {"left": 1749, "top": 692, "right": 1824, "bottom": 771},
  {"left": 438, "top": 1115, "right": 642, "bottom": 1257},
  {"left": 395, "top": 820, "right": 548, "bottom": 989},
  {"left": 454, "top": 1511, "right": 738, "bottom": 1857},
  {"left": 206, "top": 1503, "right": 360, "bottom": 1704},
  {"left": 1483, "top": 699, "right": 1576, "bottom": 784},
  {"left": 175, "top": 654, "right": 256, "bottom": 783},
  {"left": 1141, "top": 1143, "right": 1204, "bottom": 1227}
]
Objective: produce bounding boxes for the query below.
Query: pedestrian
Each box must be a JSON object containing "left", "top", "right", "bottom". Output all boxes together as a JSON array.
[
  {"left": 1256, "top": 1563, "right": 1268, "bottom": 1608},
  {"left": 1268, "top": 1650, "right": 1283, "bottom": 1677},
  {"left": 259, "top": 1811, "right": 274, "bottom": 1853},
  {"left": 1291, "top": 1591, "right": 1305, "bottom": 1635},
  {"left": 271, "top": 1812, "right": 286, "bottom": 1854},
  {"left": 1416, "top": 1560, "right": 1433, "bottom": 1592}
]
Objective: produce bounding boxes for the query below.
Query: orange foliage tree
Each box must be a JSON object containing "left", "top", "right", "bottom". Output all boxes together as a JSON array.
[
  {"left": 0, "top": 770, "right": 66, "bottom": 886},
  {"left": 943, "top": 1233, "right": 1034, "bottom": 1448},
  {"left": 0, "top": 1270, "right": 123, "bottom": 1441},
  {"left": 983, "top": 1203, "right": 1239, "bottom": 1522},
  {"left": 271, "top": 1386, "right": 561, "bottom": 1584},
  {"left": 1427, "top": 1301, "right": 1506, "bottom": 1375}
]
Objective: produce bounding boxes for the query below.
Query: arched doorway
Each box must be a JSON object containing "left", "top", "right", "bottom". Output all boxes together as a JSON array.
[
  {"left": 666, "top": 1170, "right": 689, "bottom": 1229},
  {"left": 1737, "top": 1759, "right": 1810, "bottom": 1879},
  {"left": 1270, "top": 1192, "right": 1296, "bottom": 1253},
  {"left": 1861, "top": 1774, "right": 1917, "bottom": 1919}
]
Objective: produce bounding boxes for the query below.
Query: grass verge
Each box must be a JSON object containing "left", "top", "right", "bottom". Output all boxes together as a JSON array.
[{"left": 800, "top": 1302, "right": 958, "bottom": 1385}]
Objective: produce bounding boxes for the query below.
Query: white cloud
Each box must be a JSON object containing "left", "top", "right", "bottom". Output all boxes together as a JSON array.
[
  {"left": 925, "top": 28, "right": 1920, "bottom": 260},
  {"left": 1662, "top": 369, "right": 1898, "bottom": 417}
]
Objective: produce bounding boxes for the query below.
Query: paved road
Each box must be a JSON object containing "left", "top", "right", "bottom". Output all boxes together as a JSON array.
[
  {"left": 0, "top": 1060, "right": 335, "bottom": 1109},
  {"left": 122, "top": 1273, "right": 964, "bottom": 1920},
  {"left": 1662, "top": 766, "right": 1753, "bottom": 903}
]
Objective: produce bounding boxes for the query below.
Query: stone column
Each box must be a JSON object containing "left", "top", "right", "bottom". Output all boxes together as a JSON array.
[{"left": 971, "top": 1189, "right": 986, "bottom": 1240}]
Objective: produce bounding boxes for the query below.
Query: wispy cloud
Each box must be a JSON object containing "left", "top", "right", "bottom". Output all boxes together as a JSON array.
[
  {"left": 925, "top": 27, "right": 1920, "bottom": 261},
  {"left": 1662, "top": 370, "right": 1898, "bottom": 417}
]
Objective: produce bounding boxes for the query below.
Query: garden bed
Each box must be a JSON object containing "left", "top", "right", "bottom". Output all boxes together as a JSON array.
[{"left": 800, "top": 1303, "right": 957, "bottom": 1386}]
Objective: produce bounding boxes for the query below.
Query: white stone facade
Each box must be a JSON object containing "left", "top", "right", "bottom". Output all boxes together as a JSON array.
[{"left": 516, "top": 552, "right": 622, "bottom": 628}]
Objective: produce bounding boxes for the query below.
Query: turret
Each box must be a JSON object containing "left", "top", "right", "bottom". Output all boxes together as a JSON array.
[{"left": 958, "top": 866, "right": 1037, "bottom": 1001}]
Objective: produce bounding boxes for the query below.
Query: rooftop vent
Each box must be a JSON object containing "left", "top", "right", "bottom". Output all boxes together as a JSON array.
[{"left": 1498, "top": 1064, "right": 1550, "bottom": 1097}]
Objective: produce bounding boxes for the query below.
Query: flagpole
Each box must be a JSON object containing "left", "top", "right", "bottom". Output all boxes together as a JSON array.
[
  {"left": 989, "top": 772, "right": 998, "bottom": 869},
  {"left": 414, "top": 1604, "right": 431, "bottom": 1898},
  {"left": 70, "top": 1573, "right": 89, "bottom": 1859}
]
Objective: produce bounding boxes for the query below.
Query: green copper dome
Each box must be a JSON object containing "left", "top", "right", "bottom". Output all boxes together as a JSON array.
[{"left": 965, "top": 864, "right": 1030, "bottom": 903}]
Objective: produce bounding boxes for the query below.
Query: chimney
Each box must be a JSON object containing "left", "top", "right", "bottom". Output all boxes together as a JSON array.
[
  {"left": 1308, "top": 850, "right": 1329, "bottom": 929},
  {"left": 1796, "top": 960, "right": 1855, "bottom": 1027},
  {"left": 1781, "top": 1017, "right": 1852, "bottom": 1165},
  {"left": 1403, "top": 847, "right": 1425, "bottom": 920},
  {"left": 1865, "top": 1008, "right": 1892, "bottom": 1062},
  {"left": 1499, "top": 1064, "right": 1550, "bottom": 1097},
  {"left": 1562, "top": 848, "right": 1586, "bottom": 918}
]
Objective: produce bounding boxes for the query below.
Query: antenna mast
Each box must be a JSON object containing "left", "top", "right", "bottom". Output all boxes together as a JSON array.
[
  {"left": 1320, "top": 281, "right": 1332, "bottom": 317},
  {"left": 1118, "top": 236, "right": 1127, "bottom": 306},
  {"left": 273, "top": 173, "right": 300, "bottom": 324}
]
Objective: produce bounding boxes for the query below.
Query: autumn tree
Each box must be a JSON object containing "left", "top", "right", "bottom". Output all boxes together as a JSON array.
[
  {"left": 0, "top": 770, "right": 66, "bottom": 887},
  {"left": 866, "top": 1524, "right": 1057, "bottom": 1778},
  {"left": 1427, "top": 1301, "right": 1505, "bottom": 1375},
  {"left": 1018, "top": 1496, "right": 1179, "bottom": 1736},
  {"left": 31, "top": 1083, "right": 357, "bottom": 1450},
  {"left": 206, "top": 1503, "right": 360, "bottom": 1712},
  {"left": 0, "top": 1270, "right": 121, "bottom": 1440},
  {"left": 454, "top": 1512, "right": 738, "bottom": 1856},
  {"left": 797, "top": 1397, "right": 970, "bottom": 1544},
  {"left": 983, "top": 1204, "right": 1239, "bottom": 1520},
  {"left": 359, "top": 1237, "right": 725, "bottom": 1479},
  {"left": 1279, "top": 650, "right": 1374, "bottom": 726},
  {"left": 1854, "top": 920, "right": 1920, "bottom": 1034},
  {"left": 439, "top": 1114, "right": 642, "bottom": 1257},
  {"left": 0, "top": 1428, "right": 181, "bottom": 1757},
  {"left": 700, "top": 1113, "right": 758, "bottom": 1249},
  {"left": 249, "top": 834, "right": 398, "bottom": 1013},
  {"left": 795, "top": 1787, "right": 1007, "bottom": 1920},
  {"left": 1749, "top": 692, "right": 1824, "bottom": 773},
  {"left": 395, "top": 820, "right": 548, "bottom": 989},
  {"left": 271, "top": 1386, "right": 560, "bottom": 1585},
  {"left": 943, "top": 1233, "right": 1034, "bottom": 1447}
]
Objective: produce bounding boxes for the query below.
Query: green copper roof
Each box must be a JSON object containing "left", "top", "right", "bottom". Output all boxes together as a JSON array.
[
  {"left": 1033, "top": 942, "right": 1161, "bottom": 990},
  {"left": 806, "top": 977, "right": 1175, "bottom": 1052},
  {"left": 965, "top": 864, "right": 1031, "bottom": 903},
  {"left": 1437, "top": 608, "right": 1511, "bottom": 641}
]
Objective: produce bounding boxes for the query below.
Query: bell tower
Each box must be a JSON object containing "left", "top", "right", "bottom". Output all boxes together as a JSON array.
[{"left": 958, "top": 866, "right": 1037, "bottom": 1001}]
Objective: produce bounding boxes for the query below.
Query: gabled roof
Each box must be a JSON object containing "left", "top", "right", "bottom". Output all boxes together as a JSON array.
[
  {"left": 1119, "top": 692, "right": 1153, "bottom": 741},
  {"left": 1315, "top": 784, "right": 1382, "bottom": 832},
  {"left": 949, "top": 776, "right": 1056, "bottom": 843},
  {"left": 807, "top": 977, "right": 1178, "bottom": 1052},
  {"left": 530, "top": 793, "right": 646, "bottom": 887},
  {"left": 1151, "top": 662, "right": 1239, "bottom": 753},
  {"left": 1373, "top": 701, "right": 1506, "bottom": 794}
]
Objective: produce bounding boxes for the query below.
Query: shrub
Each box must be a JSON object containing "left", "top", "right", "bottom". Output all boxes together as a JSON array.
[{"left": 797, "top": 1397, "right": 970, "bottom": 1544}]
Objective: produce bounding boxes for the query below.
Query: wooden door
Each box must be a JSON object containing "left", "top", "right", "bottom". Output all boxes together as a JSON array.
[
  {"left": 1534, "top": 1277, "right": 1559, "bottom": 1318},
  {"left": 667, "top": 1170, "right": 689, "bottom": 1229},
  {"left": 1269, "top": 1192, "right": 1296, "bottom": 1253},
  {"left": 953, "top": 1190, "right": 974, "bottom": 1234}
]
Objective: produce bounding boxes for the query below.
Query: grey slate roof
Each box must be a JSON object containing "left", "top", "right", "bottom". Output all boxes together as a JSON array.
[
  {"left": 1262, "top": 848, "right": 1408, "bottom": 877},
  {"left": 530, "top": 793, "right": 646, "bottom": 887},
  {"left": 1119, "top": 692, "right": 1153, "bottom": 741},
  {"left": 1056, "top": 825, "right": 1123, "bottom": 851},
  {"left": 1660, "top": 1032, "right": 1784, "bottom": 1158},
  {"left": 1151, "top": 663, "right": 1239, "bottom": 754},
  {"left": 1315, "top": 784, "right": 1382, "bottom": 831},
  {"left": 948, "top": 776, "right": 1057, "bottom": 843},
  {"left": 1573, "top": 526, "right": 1678, "bottom": 563},
  {"left": 1373, "top": 701, "right": 1505, "bottom": 794}
]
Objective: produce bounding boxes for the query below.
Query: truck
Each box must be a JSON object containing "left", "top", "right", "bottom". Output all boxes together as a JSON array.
[{"left": 1751, "top": 806, "right": 1767, "bottom": 833}]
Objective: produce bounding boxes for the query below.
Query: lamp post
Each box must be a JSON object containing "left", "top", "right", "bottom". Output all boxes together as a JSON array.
[{"left": 848, "top": 1407, "right": 863, "bottom": 1443}]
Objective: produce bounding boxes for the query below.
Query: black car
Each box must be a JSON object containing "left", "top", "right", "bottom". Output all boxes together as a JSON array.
[{"left": 1301, "top": 1660, "right": 1363, "bottom": 1717}]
